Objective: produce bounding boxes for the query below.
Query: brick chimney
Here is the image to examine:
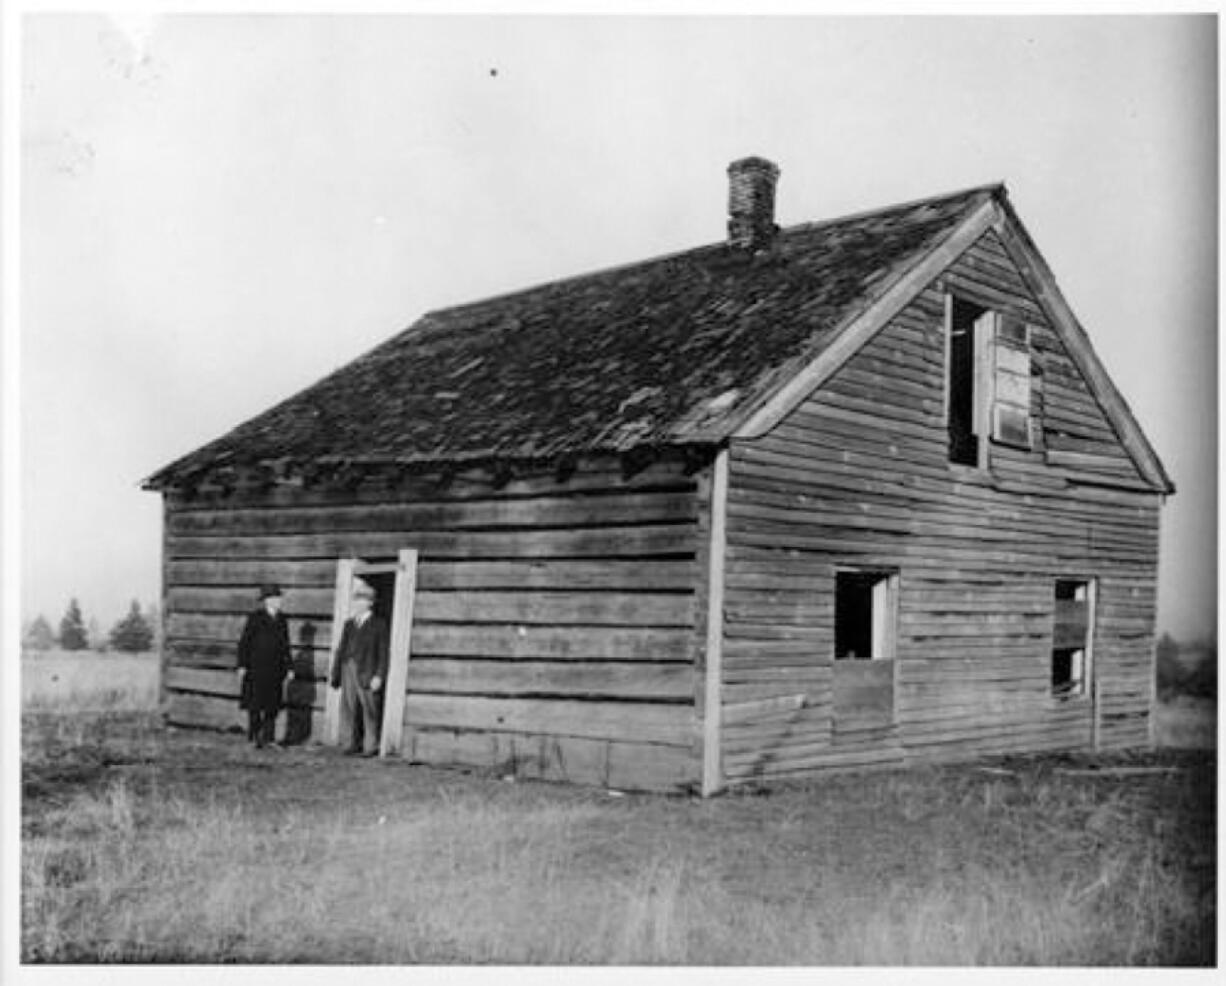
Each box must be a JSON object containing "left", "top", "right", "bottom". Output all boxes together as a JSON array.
[{"left": 727, "top": 156, "right": 780, "bottom": 252}]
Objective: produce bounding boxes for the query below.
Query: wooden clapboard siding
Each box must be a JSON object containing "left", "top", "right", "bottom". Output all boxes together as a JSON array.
[
  {"left": 165, "top": 459, "right": 694, "bottom": 512},
  {"left": 167, "top": 558, "right": 698, "bottom": 591},
  {"left": 160, "top": 454, "right": 703, "bottom": 791},
  {"left": 167, "top": 490, "right": 698, "bottom": 536},
  {"left": 169, "top": 586, "right": 694, "bottom": 628},
  {"left": 719, "top": 230, "right": 1162, "bottom": 785},
  {"left": 167, "top": 524, "right": 696, "bottom": 561},
  {"left": 403, "top": 694, "right": 693, "bottom": 747},
  {"left": 404, "top": 727, "right": 695, "bottom": 792}
]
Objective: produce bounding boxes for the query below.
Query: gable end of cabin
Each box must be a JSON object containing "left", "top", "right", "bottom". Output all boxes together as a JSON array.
[{"left": 709, "top": 225, "right": 1165, "bottom": 789}]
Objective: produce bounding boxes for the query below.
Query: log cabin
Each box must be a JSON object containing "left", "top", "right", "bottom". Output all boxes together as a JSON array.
[{"left": 143, "top": 157, "right": 1173, "bottom": 794}]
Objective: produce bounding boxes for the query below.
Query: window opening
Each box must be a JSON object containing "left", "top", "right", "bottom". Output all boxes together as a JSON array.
[
  {"left": 835, "top": 571, "right": 898, "bottom": 660},
  {"left": 947, "top": 297, "right": 985, "bottom": 465},
  {"left": 1052, "top": 579, "right": 1092, "bottom": 697}
]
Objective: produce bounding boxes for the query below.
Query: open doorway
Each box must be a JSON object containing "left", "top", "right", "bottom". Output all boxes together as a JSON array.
[
  {"left": 346, "top": 569, "right": 396, "bottom": 755},
  {"left": 323, "top": 551, "right": 419, "bottom": 756},
  {"left": 365, "top": 570, "right": 396, "bottom": 629}
]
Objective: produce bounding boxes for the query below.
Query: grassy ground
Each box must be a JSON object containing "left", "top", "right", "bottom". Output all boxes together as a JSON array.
[
  {"left": 22, "top": 649, "right": 159, "bottom": 712},
  {"left": 20, "top": 719, "right": 1214, "bottom": 964},
  {"left": 19, "top": 651, "right": 1217, "bottom": 965}
]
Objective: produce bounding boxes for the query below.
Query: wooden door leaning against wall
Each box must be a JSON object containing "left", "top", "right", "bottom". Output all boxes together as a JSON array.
[{"left": 323, "top": 549, "right": 419, "bottom": 757}]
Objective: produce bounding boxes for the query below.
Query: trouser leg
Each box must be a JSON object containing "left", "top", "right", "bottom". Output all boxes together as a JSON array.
[
  {"left": 247, "top": 710, "right": 258, "bottom": 742},
  {"left": 261, "top": 708, "right": 277, "bottom": 746},
  {"left": 357, "top": 683, "right": 382, "bottom": 755},
  {"left": 340, "top": 661, "right": 361, "bottom": 751}
]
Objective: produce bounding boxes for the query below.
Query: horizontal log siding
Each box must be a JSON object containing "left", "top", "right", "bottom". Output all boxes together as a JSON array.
[
  {"left": 721, "top": 232, "right": 1162, "bottom": 783},
  {"left": 161, "top": 456, "right": 703, "bottom": 792}
]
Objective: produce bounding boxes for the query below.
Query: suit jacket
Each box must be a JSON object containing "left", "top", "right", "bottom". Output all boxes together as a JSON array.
[{"left": 331, "top": 615, "right": 390, "bottom": 689}]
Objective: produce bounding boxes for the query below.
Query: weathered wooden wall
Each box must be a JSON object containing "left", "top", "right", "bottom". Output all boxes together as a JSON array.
[
  {"left": 720, "top": 228, "right": 1162, "bottom": 784},
  {"left": 161, "top": 456, "right": 703, "bottom": 792}
]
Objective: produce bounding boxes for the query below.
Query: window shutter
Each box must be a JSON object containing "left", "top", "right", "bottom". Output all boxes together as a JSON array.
[
  {"left": 991, "top": 315, "right": 1032, "bottom": 448},
  {"left": 971, "top": 311, "right": 995, "bottom": 438}
]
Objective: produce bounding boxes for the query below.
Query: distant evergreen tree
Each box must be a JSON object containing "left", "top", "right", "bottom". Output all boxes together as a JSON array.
[
  {"left": 110, "top": 600, "right": 154, "bottom": 653},
  {"left": 59, "top": 598, "right": 88, "bottom": 651},
  {"left": 24, "top": 615, "right": 55, "bottom": 652}
]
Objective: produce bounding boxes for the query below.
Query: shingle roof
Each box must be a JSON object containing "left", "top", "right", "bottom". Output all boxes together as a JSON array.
[{"left": 144, "top": 183, "right": 1002, "bottom": 489}]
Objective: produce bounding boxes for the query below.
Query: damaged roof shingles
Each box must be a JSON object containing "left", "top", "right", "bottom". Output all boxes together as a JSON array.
[{"left": 145, "top": 185, "right": 998, "bottom": 488}]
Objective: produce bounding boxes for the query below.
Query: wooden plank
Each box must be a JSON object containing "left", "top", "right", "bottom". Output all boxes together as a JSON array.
[
  {"left": 379, "top": 549, "right": 418, "bottom": 759},
  {"left": 411, "top": 623, "right": 694, "bottom": 662},
  {"left": 415, "top": 591, "right": 695, "bottom": 628},
  {"left": 404, "top": 728, "right": 696, "bottom": 793},
  {"left": 167, "top": 691, "right": 244, "bottom": 732},
  {"left": 406, "top": 659, "right": 694, "bottom": 701},
  {"left": 165, "top": 618, "right": 696, "bottom": 664},
  {"left": 166, "top": 457, "right": 698, "bottom": 512},
  {"left": 168, "top": 613, "right": 333, "bottom": 649},
  {"left": 166, "top": 664, "right": 240, "bottom": 698},
  {"left": 415, "top": 559, "right": 696, "bottom": 592},
  {"left": 167, "top": 587, "right": 696, "bottom": 628},
  {"left": 403, "top": 693, "right": 696, "bottom": 748},
  {"left": 168, "top": 558, "right": 337, "bottom": 588},
  {"left": 167, "top": 523, "right": 698, "bottom": 561},
  {"left": 833, "top": 659, "right": 894, "bottom": 724},
  {"left": 166, "top": 664, "right": 327, "bottom": 711},
  {"left": 721, "top": 693, "right": 807, "bottom": 725},
  {"left": 167, "top": 489, "right": 699, "bottom": 536},
  {"left": 723, "top": 742, "right": 904, "bottom": 780},
  {"left": 607, "top": 741, "right": 697, "bottom": 793},
  {"left": 324, "top": 557, "right": 356, "bottom": 745},
  {"left": 169, "top": 586, "right": 336, "bottom": 615},
  {"left": 159, "top": 497, "right": 170, "bottom": 708},
  {"left": 702, "top": 448, "right": 729, "bottom": 797}
]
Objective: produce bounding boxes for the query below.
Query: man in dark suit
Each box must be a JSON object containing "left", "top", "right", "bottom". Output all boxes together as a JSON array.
[
  {"left": 236, "top": 583, "right": 294, "bottom": 749},
  {"left": 330, "top": 579, "right": 389, "bottom": 756}
]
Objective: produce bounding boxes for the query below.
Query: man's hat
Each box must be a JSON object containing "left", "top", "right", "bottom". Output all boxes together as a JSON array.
[
  {"left": 258, "top": 583, "right": 283, "bottom": 600},
  {"left": 351, "top": 579, "right": 375, "bottom": 600}
]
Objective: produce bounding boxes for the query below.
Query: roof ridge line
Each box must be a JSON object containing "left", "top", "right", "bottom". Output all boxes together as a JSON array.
[
  {"left": 783, "top": 181, "right": 1005, "bottom": 235},
  {"left": 425, "top": 182, "right": 1007, "bottom": 322}
]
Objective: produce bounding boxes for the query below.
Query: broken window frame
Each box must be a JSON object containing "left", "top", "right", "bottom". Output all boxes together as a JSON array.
[
  {"left": 1051, "top": 578, "right": 1095, "bottom": 699},
  {"left": 834, "top": 569, "right": 900, "bottom": 662},
  {"left": 945, "top": 294, "right": 1036, "bottom": 467}
]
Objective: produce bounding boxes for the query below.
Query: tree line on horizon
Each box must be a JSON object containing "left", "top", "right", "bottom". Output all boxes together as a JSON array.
[{"left": 23, "top": 598, "right": 159, "bottom": 654}]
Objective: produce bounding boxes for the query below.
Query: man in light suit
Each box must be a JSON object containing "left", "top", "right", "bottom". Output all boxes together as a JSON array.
[{"left": 330, "top": 579, "right": 389, "bottom": 757}]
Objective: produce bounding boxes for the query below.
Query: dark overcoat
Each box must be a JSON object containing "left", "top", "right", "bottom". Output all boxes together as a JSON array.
[
  {"left": 237, "top": 607, "right": 293, "bottom": 712},
  {"left": 330, "top": 616, "right": 390, "bottom": 689}
]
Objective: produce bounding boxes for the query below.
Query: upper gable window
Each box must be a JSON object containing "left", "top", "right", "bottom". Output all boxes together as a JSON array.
[{"left": 946, "top": 295, "right": 1034, "bottom": 466}]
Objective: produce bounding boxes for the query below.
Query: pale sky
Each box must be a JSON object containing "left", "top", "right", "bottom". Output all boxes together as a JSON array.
[{"left": 14, "top": 13, "right": 1218, "bottom": 638}]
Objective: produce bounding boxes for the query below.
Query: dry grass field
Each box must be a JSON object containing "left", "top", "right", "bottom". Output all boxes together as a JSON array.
[
  {"left": 20, "top": 651, "right": 1217, "bottom": 965},
  {"left": 22, "top": 649, "right": 159, "bottom": 712}
]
